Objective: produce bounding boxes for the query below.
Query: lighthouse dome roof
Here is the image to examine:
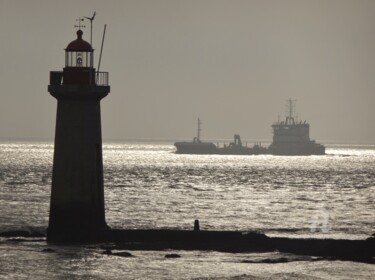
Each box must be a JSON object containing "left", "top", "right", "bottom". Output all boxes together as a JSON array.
[{"left": 66, "top": 30, "right": 92, "bottom": 51}]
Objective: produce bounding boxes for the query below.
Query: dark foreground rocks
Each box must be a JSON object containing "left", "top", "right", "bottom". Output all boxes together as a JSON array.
[
  {"left": 1, "top": 229, "right": 374, "bottom": 264},
  {"left": 101, "top": 229, "right": 374, "bottom": 264}
]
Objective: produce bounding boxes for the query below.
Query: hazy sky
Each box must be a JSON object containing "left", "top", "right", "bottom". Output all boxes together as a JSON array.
[{"left": 1, "top": 0, "right": 374, "bottom": 143}]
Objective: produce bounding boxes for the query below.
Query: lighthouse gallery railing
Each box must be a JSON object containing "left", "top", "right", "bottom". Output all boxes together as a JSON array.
[{"left": 49, "top": 71, "right": 109, "bottom": 86}]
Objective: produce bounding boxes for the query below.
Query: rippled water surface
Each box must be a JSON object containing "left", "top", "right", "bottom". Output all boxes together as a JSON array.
[{"left": 0, "top": 141, "right": 374, "bottom": 279}]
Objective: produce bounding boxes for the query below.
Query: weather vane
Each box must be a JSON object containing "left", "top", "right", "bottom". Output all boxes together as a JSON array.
[{"left": 74, "top": 17, "right": 86, "bottom": 30}]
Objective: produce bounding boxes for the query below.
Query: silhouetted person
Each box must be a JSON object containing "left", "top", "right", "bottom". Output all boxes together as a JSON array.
[{"left": 194, "top": 219, "right": 200, "bottom": 231}]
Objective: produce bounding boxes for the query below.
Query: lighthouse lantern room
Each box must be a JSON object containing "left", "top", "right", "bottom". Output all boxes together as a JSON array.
[{"left": 63, "top": 29, "right": 95, "bottom": 85}]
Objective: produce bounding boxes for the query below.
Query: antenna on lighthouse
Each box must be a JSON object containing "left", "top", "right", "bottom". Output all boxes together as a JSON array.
[
  {"left": 84, "top": 12, "right": 96, "bottom": 47},
  {"left": 97, "top": 24, "right": 107, "bottom": 83}
]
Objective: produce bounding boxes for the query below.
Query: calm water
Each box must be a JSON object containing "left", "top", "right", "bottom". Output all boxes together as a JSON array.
[{"left": 0, "top": 141, "right": 374, "bottom": 279}]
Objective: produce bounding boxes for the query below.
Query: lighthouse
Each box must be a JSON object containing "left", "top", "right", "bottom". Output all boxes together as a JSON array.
[{"left": 47, "top": 25, "right": 110, "bottom": 243}]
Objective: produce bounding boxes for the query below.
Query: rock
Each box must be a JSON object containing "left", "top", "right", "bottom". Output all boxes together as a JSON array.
[
  {"left": 42, "top": 248, "right": 55, "bottom": 253},
  {"left": 104, "top": 250, "right": 134, "bottom": 257},
  {"left": 103, "top": 249, "right": 112, "bottom": 255},
  {"left": 165, "top": 253, "right": 181, "bottom": 258},
  {"left": 112, "top": 251, "right": 134, "bottom": 257}
]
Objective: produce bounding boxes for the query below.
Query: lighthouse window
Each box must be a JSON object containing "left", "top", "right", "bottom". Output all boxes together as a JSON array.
[
  {"left": 77, "top": 52, "right": 83, "bottom": 66},
  {"left": 65, "top": 51, "right": 92, "bottom": 67}
]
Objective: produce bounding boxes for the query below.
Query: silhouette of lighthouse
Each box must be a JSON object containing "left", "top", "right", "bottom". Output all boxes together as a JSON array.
[{"left": 47, "top": 23, "right": 110, "bottom": 243}]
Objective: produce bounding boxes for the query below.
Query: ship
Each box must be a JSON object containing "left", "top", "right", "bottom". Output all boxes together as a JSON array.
[
  {"left": 268, "top": 99, "right": 325, "bottom": 155},
  {"left": 174, "top": 118, "right": 218, "bottom": 154},
  {"left": 175, "top": 100, "right": 325, "bottom": 156}
]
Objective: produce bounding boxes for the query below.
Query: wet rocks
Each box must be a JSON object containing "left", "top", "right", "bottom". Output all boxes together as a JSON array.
[
  {"left": 42, "top": 248, "right": 55, "bottom": 253},
  {"left": 103, "top": 250, "right": 134, "bottom": 258},
  {"left": 165, "top": 253, "right": 181, "bottom": 258}
]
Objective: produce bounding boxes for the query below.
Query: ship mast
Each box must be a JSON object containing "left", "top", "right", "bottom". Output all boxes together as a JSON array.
[
  {"left": 197, "top": 118, "right": 202, "bottom": 142},
  {"left": 286, "top": 98, "right": 296, "bottom": 125}
]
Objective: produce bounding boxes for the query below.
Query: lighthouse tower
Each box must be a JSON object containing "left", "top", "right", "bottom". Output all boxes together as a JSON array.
[{"left": 47, "top": 26, "right": 110, "bottom": 243}]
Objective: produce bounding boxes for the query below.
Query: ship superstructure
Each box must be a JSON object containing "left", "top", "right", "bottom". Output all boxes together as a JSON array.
[{"left": 268, "top": 99, "right": 325, "bottom": 155}]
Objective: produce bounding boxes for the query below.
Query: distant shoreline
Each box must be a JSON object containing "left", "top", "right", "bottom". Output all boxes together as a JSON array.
[{"left": 0, "top": 138, "right": 374, "bottom": 148}]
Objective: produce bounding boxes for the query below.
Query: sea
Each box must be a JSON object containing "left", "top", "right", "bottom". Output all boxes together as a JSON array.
[{"left": 0, "top": 141, "right": 374, "bottom": 279}]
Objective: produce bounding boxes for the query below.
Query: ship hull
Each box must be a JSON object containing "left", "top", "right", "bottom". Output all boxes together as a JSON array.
[
  {"left": 174, "top": 142, "right": 218, "bottom": 154},
  {"left": 268, "top": 142, "right": 325, "bottom": 155}
]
